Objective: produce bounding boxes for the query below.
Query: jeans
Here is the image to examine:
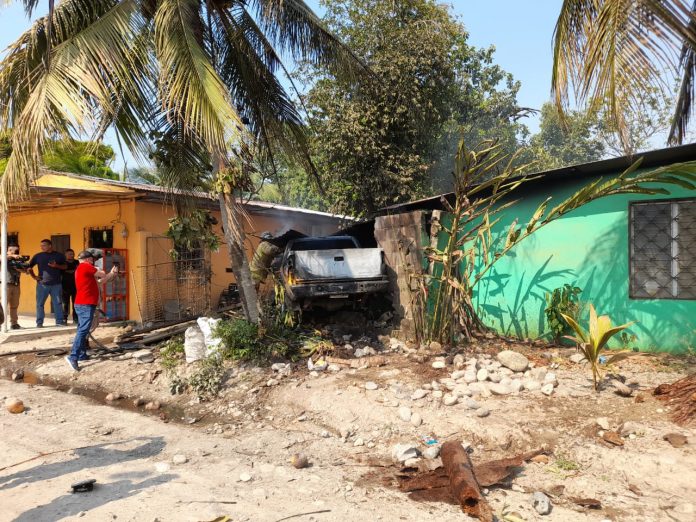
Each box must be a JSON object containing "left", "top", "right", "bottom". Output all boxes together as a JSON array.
[
  {"left": 62, "top": 287, "right": 77, "bottom": 323},
  {"left": 69, "top": 304, "right": 96, "bottom": 362},
  {"left": 36, "top": 283, "right": 64, "bottom": 326}
]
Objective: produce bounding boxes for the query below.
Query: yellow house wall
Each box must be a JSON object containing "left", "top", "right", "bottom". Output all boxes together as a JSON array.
[
  {"left": 9, "top": 196, "right": 343, "bottom": 323},
  {"left": 8, "top": 198, "right": 139, "bottom": 321}
]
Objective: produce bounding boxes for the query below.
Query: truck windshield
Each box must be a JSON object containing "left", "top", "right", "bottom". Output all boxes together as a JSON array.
[{"left": 290, "top": 238, "right": 358, "bottom": 251}]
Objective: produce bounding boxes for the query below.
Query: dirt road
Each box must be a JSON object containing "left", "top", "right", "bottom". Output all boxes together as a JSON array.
[{"left": 0, "top": 379, "right": 468, "bottom": 522}]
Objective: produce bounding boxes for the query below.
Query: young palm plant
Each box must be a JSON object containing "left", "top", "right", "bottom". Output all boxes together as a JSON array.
[
  {"left": 561, "top": 304, "right": 635, "bottom": 390},
  {"left": 0, "top": 0, "right": 363, "bottom": 323}
]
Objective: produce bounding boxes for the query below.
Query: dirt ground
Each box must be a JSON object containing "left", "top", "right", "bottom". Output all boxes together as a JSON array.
[{"left": 0, "top": 323, "right": 695, "bottom": 522}]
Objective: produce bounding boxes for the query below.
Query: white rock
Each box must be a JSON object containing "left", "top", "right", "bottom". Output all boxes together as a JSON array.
[
  {"left": 544, "top": 373, "right": 558, "bottom": 387},
  {"left": 410, "top": 412, "right": 423, "bottom": 427},
  {"left": 453, "top": 354, "right": 466, "bottom": 368},
  {"left": 488, "top": 373, "right": 502, "bottom": 383},
  {"left": 411, "top": 389, "right": 428, "bottom": 400},
  {"left": 541, "top": 383, "right": 554, "bottom": 396},
  {"left": 451, "top": 370, "right": 467, "bottom": 380},
  {"left": 465, "top": 398, "right": 481, "bottom": 410},
  {"left": 398, "top": 406, "right": 412, "bottom": 422},
  {"left": 497, "top": 350, "right": 529, "bottom": 372},
  {"left": 476, "top": 369, "right": 489, "bottom": 382},
  {"left": 500, "top": 376, "right": 513, "bottom": 387},
  {"left": 354, "top": 438, "right": 364, "bottom": 447},
  {"left": 431, "top": 360, "right": 446, "bottom": 369},
  {"left": 619, "top": 421, "right": 641, "bottom": 436},
  {"left": 453, "top": 385, "right": 472, "bottom": 397},
  {"left": 489, "top": 383, "right": 511, "bottom": 396},
  {"left": 464, "top": 371, "right": 477, "bottom": 383},
  {"left": 531, "top": 491, "right": 552, "bottom": 515},
  {"left": 423, "top": 446, "right": 441, "bottom": 459},
  {"left": 432, "top": 390, "right": 443, "bottom": 398},
  {"left": 392, "top": 444, "right": 420, "bottom": 462},
  {"left": 443, "top": 394, "right": 458, "bottom": 406},
  {"left": 476, "top": 407, "right": 490, "bottom": 418},
  {"left": 133, "top": 349, "right": 155, "bottom": 363},
  {"left": 365, "top": 381, "right": 378, "bottom": 391},
  {"left": 239, "top": 473, "right": 252, "bottom": 482},
  {"left": 468, "top": 382, "right": 490, "bottom": 397},
  {"left": 530, "top": 368, "right": 548, "bottom": 381},
  {"left": 569, "top": 353, "right": 586, "bottom": 364},
  {"left": 271, "top": 363, "right": 288, "bottom": 372},
  {"left": 523, "top": 380, "right": 542, "bottom": 391},
  {"left": 509, "top": 379, "right": 524, "bottom": 393},
  {"left": 404, "top": 458, "right": 421, "bottom": 467},
  {"left": 596, "top": 417, "right": 611, "bottom": 430},
  {"left": 172, "top": 454, "right": 188, "bottom": 465},
  {"left": 155, "top": 462, "right": 170, "bottom": 473}
]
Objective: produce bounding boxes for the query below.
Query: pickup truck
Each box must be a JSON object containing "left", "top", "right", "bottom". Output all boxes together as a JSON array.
[{"left": 277, "top": 235, "right": 389, "bottom": 310}]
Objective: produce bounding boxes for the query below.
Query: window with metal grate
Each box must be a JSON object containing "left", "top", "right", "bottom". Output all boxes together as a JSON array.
[{"left": 630, "top": 199, "right": 696, "bottom": 299}]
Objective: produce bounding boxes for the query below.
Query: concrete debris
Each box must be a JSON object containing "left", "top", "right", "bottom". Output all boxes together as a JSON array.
[
  {"left": 423, "top": 446, "right": 441, "bottom": 460},
  {"left": 392, "top": 443, "right": 420, "bottom": 463},
  {"left": 531, "top": 491, "right": 552, "bottom": 515},
  {"left": 364, "top": 381, "right": 378, "bottom": 391},
  {"left": 496, "top": 350, "right": 529, "bottom": 372},
  {"left": 132, "top": 349, "right": 155, "bottom": 363}
]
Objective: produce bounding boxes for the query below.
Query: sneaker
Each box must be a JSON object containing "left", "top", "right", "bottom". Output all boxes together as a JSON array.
[
  {"left": 78, "top": 354, "right": 91, "bottom": 361},
  {"left": 11, "top": 324, "right": 21, "bottom": 330},
  {"left": 56, "top": 322, "right": 68, "bottom": 327},
  {"left": 65, "top": 356, "right": 80, "bottom": 372},
  {"left": 36, "top": 324, "right": 43, "bottom": 328}
]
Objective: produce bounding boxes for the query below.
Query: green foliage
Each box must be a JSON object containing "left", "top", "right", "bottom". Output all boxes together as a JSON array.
[
  {"left": 0, "top": 131, "right": 117, "bottom": 179},
  {"left": 561, "top": 304, "right": 636, "bottom": 390},
  {"left": 187, "top": 355, "right": 226, "bottom": 400},
  {"left": 165, "top": 209, "right": 220, "bottom": 258},
  {"left": 214, "top": 318, "right": 261, "bottom": 360},
  {"left": 527, "top": 103, "right": 606, "bottom": 172},
  {"left": 544, "top": 284, "right": 582, "bottom": 342},
  {"left": 553, "top": 456, "right": 581, "bottom": 472},
  {"left": 159, "top": 336, "right": 185, "bottom": 372},
  {"left": 300, "top": 0, "right": 528, "bottom": 215}
]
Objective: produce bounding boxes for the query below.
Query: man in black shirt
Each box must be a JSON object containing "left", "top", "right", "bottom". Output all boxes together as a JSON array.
[
  {"left": 28, "top": 239, "right": 67, "bottom": 327},
  {"left": 62, "top": 248, "right": 79, "bottom": 324}
]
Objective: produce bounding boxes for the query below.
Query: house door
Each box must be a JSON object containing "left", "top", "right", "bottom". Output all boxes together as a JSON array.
[{"left": 51, "top": 234, "right": 70, "bottom": 253}]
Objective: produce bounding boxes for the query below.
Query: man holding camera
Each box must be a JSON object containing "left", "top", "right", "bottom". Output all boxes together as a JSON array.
[
  {"left": 1, "top": 245, "right": 25, "bottom": 330},
  {"left": 65, "top": 250, "right": 117, "bottom": 371}
]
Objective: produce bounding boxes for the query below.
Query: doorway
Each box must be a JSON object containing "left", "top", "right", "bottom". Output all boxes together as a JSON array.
[{"left": 50, "top": 234, "right": 70, "bottom": 253}]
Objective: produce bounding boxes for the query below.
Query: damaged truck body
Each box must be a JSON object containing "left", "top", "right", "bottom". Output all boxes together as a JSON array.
[{"left": 277, "top": 235, "right": 389, "bottom": 310}]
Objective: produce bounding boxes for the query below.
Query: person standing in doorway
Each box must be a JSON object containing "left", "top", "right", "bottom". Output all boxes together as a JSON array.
[
  {"left": 1, "top": 245, "right": 25, "bottom": 329},
  {"left": 65, "top": 250, "right": 117, "bottom": 371},
  {"left": 62, "top": 249, "right": 79, "bottom": 324},
  {"left": 28, "top": 239, "right": 67, "bottom": 327}
]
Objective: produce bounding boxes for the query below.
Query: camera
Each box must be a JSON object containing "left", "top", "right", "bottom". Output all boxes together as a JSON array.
[{"left": 8, "top": 255, "right": 30, "bottom": 270}]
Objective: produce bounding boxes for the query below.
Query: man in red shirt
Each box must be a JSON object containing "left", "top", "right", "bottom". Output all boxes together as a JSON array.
[{"left": 65, "top": 250, "right": 118, "bottom": 371}]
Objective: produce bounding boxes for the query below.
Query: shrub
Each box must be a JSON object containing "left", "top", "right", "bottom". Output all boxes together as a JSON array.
[
  {"left": 187, "top": 355, "right": 225, "bottom": 399},
  {"left": 214, "top": 318, "right": 260, "bottom": 360},
  {"left": 159, "top": 337, "right": 185, "bottom": 372},
  {"left": 544, "top": 284, "right": 582, "bottom": 342}
]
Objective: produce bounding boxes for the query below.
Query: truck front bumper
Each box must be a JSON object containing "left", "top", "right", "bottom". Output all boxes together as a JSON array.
[{"left": 288, "top": 278, "right": 389, "bottom": 300}]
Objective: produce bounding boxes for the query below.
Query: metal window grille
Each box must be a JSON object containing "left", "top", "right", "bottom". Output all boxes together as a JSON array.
[{"left": 630, "top": 199, "right": 696, "bottom": 299}]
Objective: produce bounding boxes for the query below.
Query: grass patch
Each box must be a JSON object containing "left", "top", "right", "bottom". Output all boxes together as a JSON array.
[
  {"left": 159, "top": 336, "right": 185, "bottom": 372},
  {"left": 553, "top": 456, "right": 581, "bottom": 471}
]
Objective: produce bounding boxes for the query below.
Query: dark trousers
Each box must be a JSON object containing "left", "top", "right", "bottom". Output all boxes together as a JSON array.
[{"left": 62, "top": 287, "right": 77, "bottom": 323}]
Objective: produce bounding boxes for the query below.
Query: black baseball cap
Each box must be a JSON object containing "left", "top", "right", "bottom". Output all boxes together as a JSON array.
[{"left": 77, "top": 250, "right": 94, "bottom": 260}]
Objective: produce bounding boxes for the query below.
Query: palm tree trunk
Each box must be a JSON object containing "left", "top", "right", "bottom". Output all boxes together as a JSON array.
[{"left": 218, "top": 189, "right": 260, "bottom": 323}]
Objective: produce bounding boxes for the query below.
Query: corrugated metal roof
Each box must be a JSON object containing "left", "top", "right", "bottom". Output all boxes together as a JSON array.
[
  {"left": 380, "top": 142, "right": 696, "bottom": 214},
  {"left": 32, "top": 170, "right": 352, "bottom": 220}
]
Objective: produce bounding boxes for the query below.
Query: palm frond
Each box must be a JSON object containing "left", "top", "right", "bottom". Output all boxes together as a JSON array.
[
  {"left": 552, "top": 0, "right": 692, "bottom": 151},
  {"left": 155, "top": 0, "right": 245, "bottom": 156}
]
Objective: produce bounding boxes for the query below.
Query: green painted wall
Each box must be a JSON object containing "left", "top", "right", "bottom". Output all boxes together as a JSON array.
[{"left": 465, "top": 177, "right": 696, "bottom": 354}]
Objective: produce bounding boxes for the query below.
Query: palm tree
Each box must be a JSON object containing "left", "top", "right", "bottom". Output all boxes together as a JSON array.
[
  {"left": 0, "top": 0, "right": 361, "bottom": 323},
  {"left": 552, "top": 0, "right": 696, "bottom": 148}
]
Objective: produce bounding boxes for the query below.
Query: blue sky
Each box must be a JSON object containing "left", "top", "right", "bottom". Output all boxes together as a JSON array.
[{"left": 0, "top": 0, "right": 563, "bottom": 170}]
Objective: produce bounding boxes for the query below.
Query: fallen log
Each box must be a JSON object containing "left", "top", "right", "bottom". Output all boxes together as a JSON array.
[{"left": 441, "top": 440, "right": 493, "bottom": 521}]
